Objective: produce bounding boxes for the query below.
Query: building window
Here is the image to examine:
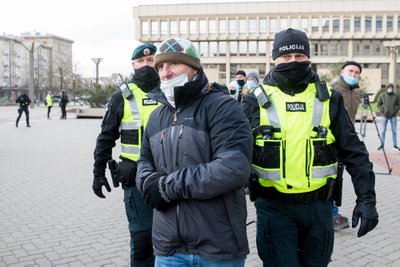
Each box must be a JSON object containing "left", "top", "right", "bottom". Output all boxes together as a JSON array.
[
  {"left": 229, "top": 19, "right": 236, "bottom": 33},
  {"left": 151, "top": 21, "right": 158, "bottom": 35},
  {"left": 199, "top": 20, "right": 207, "bottom": 34},
  {"left": 398, "top": 17, "right": 400, "bottom": 32},
  {"left": 200, "top": 42, "right": 208, "bottom": 57},
  {"left": 332, "top": 18, "right": 340, "bottom": 33},
  {"left": 259, "top": 41, "right": 266, "bottom": 56},
  {"left": 170, "top": 21, "right": 177, "bottom": 35},
  {"left": 209, "top": 20, "right": 217, "bottom": 34},
  {"left": 180, "top": 20, "right": 187, "bottom": 35},
  {"left": 290, "top": 18, "right": 299, "bottom": 29},
  {"left": 219, "top": 41, "right": 226, "bottom": 56},
  {"left": 312, "top": 18, "right": 319, "bottom": 33},
  {"left": 387, "top": 16, "right": 393, "bottom": 32},
  {"left": 322, "top": 17, "right": 329, "bottom": 32},
  {"left": 230, "top": 41, "right": 238, "bottom": 56},
  {"left": 160, "top": 21, "right": 168, "bottom": 35},
  {"left": 219, "top": 19, "right": 226, "bottom": 34},
  {"left": 354, "top": 16, "right": 361, "bottom": 32},
  {"left": 249, "top": 41, "right": 257, "bottom": 56},
  {"left": 249, "top": 19, "right": 257, "bottom": 33},
  {"left": 239, "top": 19, "right": 247, "bottom": 33},
  {"left": 376, "top": 16, "right": 383, "bottom": 32},
  {"left": 190, "top": 20, "right": 197, "bottom": 34},
  {"left": 141, "top": 21, "right": 149, "bottom": 35},
  {"left": 209, "top": 41, "right": 217, "bottom": 57},
  {"left": 365, "top": 16, "right": 372, "bottom": 32},
  {"left": 239, "top": 41, "right": 247, "bottom": 56},
  {"left": 270, "top": 18, "right": 277, "bottom": 33},
  {"left": 301, "top": 18, "right": 308, "bottom": 32},
  {"left": 280, "top": 18, "right": 288, "bottom": 31},
  {"left": 260, "top": 19, "right": 267, "bottom": 33},
  {"left": 343, "top": 17, "right": 351, "bottom": 33}
]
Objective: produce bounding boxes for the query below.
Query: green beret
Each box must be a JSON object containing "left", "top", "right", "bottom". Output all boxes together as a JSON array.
[{"left": 131, "top": 43, "right": 157, "bottom": 60}]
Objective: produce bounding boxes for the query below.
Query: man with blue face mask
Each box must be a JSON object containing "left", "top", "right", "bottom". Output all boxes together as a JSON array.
[
  {"left": 331, "top": 60, "right": 362, "bottom": 124},
  {"left": 136, "top": 37, "right": 252, "bottom": 267}
]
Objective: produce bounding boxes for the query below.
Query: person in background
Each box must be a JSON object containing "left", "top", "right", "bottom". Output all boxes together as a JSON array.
[
  {"left": 331, "top": 60, "right": 362, "bottom": 124},
  {"left": 377, "top": 83, "right": 400, "bottom": 151},
  {"left": 234, "top": 69, "right": 247, "bottom": 102},
  {"left": 136, "top": 37, "right": 252, "bottom": 266},
  {"left": 59, "top": 90, "right": 69, "bottom": 119},
  {"left": 45, "top": 91, "right": 53, "bottom": 119},
  {"left": 242, "top": 71, "right": 259, "bottom": 97},
  {"left": 92, "top": 43, "right": 160, "bottom": 267},
  {"left": 16, "top": 92, "right": 31, "bottom": 127},
  {"left": 330, "top": 60, "right": 363, "bottom": 231},
  {"left": 243, "top": 28, "right": 378, "bottom": 266}
]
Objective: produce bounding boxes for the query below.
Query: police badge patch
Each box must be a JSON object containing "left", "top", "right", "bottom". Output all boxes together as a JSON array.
[
  {"left": 286, "top": 102, "right": 306, "bottom": 112},
  {"left": 142, "top": 98, "right": 158, "bottom": 106}
]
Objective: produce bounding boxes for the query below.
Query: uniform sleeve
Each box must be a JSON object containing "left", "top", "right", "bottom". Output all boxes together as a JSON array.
[
  {"left": 329, "top": 90, "right": 376, "bottom": 199},
  {"left": 166, "top": 94, "right": 253, "bottom": 200},
  {"left": 93, "top": 91, "right": 124, "bottom": 177},
  {"left": 377, "top": 94, "right": 384, "bottom": 113},
  {"left": 241, "top": 92, "right": 260, "bottom": 128}
]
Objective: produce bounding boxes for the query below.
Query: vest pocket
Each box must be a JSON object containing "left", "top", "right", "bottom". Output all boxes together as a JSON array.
[
  {"left": 121, "top": 129, "right": 139, "bottom": 145},
  {"left": 311, "top": 140, "right": 337, "bottom": 166},
  {"left": 253, "top": 140, "right": 281, "bottom": 168}
]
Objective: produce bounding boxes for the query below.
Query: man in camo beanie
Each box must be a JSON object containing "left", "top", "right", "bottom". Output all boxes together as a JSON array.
[{"left": 154, "top": 38, "right": 201, "bottom": 70}]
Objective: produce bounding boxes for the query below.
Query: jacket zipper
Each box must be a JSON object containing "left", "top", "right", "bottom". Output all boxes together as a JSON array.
[
  {"left": 282, "top": 140, "right": 286, "bottom": 179},
  {"left": 306, "top": 139, "right": 311, "bottom": 187},
  {"left": 160, "top": 130, "right": 167, "bottom": 168}
]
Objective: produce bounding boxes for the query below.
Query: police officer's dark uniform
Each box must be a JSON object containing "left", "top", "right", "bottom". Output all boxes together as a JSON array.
[
  {"left": 92, "top": 44, "right": 160, "bottom": 267},
  {"left": 242, "top": 28, "right": 379, "bottom": 266},
  {"left": 16, "top": 93, "right": 31, "bottom": 127}
]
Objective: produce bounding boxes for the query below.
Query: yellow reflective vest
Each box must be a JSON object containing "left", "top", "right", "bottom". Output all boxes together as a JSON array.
[
  {"left": 120, "top": 83, "right": 159, "bottom": 161},
  {"left": 252, "top": 83, "right": 338, "bottom": 194},
  {"left": 46, "top": 94, "right": 53, "bottom": 107}
]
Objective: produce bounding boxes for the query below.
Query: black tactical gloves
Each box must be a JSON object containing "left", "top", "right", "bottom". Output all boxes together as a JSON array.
[
  {"left": 92, "top": 176, "right": 111, "bottom": 198},
  {"left": 142, "top": 173, "right": 174, "bottom": 211},
  {"left": 352, "top": 196, "right": 379, "bottom": 237}
]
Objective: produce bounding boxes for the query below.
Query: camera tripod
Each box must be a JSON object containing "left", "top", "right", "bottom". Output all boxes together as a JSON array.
[{"left": 359, "top": 94, "right": 392, "bottom": 175}]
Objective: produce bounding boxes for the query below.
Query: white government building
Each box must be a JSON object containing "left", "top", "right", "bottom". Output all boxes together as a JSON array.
[{"left": 133, "top": 0, "right": 400, "bottom": 94}]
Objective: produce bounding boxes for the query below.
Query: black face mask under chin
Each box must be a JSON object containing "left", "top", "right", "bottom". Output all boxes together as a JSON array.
[
  {"left": 133, "top": 65, "right": 160, "bottom": 93},
  {"left": 274, "top": 61, "right": 311, "bottom": 83}
]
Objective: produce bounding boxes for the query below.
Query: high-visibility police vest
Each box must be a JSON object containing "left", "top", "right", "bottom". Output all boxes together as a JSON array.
[
  {"left": 46, "top": 94, "right": 53, "bottom": 106},
  {"left": 120, "top": 83, "right": 159, "bottom": 161},
  {"left": 252, "top": 83, "right": 338, "bottom": 194}
]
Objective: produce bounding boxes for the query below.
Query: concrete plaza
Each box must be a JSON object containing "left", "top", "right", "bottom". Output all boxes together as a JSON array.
[{"left": 1, "top": 105, "right": 400, "bottom": 266}]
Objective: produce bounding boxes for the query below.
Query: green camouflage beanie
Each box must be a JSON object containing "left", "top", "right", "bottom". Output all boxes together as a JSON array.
[{"left": 155, "top": 38, "right": 201, "bottom": 70}]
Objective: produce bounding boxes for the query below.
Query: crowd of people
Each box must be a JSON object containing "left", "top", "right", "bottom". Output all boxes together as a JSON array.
[{"left": 90, "top": 27, "right": 386, "bottom": 267}]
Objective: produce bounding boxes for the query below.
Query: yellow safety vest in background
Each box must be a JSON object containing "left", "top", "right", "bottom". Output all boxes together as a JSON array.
[
  {"left": 120, "top": 83, "right": 159, "bottom": 161},
  {"left": 252, "top": 83, "right": 338, "bottom": 194}
]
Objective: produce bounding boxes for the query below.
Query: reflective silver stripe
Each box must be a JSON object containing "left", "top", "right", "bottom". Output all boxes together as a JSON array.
[
  {"left": 256, "top": 168, "right": 281, "bottom": 181},
  {"left": 312, "top": 164, "right": 337, "bottom": 178},
  {"left": 121, "top": 145, "right": 140, "bottom": 155},
  {"left": 266, "top": 98, "right": 280, "bottom": 128},
  {"left": 129, "top": 95, "right": 141, "bottom": 120},
  {"left": 312, "top": 97, "right": 324, "bottom": 126},
  {"left": 120, "top": 121, "right": 142, "bottom": 130}
]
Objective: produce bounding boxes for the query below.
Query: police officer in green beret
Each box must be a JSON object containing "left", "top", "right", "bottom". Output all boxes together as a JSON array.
[{"left": 92, "top": 43, "right": 160, "bottom": 266}]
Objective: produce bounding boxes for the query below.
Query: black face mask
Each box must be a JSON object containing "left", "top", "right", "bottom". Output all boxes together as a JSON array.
[
  {"left": 132, "top": 65, "right": 160, "bottom": 93},
  {"left": 274, "top": 61, "right": 311, "bottom": 83},
  {"left": 237, "top": 79, "right": 245, "bottom": 87}
]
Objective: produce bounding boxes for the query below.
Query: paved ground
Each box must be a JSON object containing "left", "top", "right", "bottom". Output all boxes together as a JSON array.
[{"left": 1, "top": 105, "right": 400, "bottom": 266}]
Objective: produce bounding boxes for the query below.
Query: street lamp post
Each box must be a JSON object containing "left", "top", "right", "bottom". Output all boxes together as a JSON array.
[
  {"left": 91, "top": 58, "right": 103, "bottom": 86},
  {"left": 383, "top": 41, "right": 400, "bottom": 86}
]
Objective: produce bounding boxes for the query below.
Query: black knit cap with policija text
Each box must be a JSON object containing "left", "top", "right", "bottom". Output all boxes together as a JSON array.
[{"left": 272, "top": 28, "right": 310, "bottom": 60}]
